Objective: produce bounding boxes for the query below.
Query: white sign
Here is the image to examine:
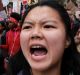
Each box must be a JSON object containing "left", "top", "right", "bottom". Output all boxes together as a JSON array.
[
  {"left": 2, "top": 0, "right": 9, "bottom": 7},
  {"left": 0, "top": 10, "right": 7, "bottom": 18}
]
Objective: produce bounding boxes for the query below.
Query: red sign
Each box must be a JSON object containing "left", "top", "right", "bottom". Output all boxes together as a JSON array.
[{"left": 22, "top": 0, "right": 27, "bottom": 5}]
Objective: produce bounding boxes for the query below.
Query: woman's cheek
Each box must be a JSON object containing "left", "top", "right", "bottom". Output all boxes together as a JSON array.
[
  {"left": 44, "top": 30, "right": 66, "bottom": 50},
  {"left": 20, "top": 31, "right": 29, "bottom": 50}
]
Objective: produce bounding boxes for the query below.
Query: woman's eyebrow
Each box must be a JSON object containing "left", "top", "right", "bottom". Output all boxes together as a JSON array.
[
  {"left": 23, "top": 21, "right": 34, "bottom": 25},
  {"left": 41, "top": 20, "right": 59, "bottom": 25}
]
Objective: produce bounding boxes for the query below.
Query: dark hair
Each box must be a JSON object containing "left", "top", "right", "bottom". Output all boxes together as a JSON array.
[
  {"left": 21, "top": 0, "right": 79, "bottom": 75},
  {"left": 72, "top": 23, "right": 80, "bottom": 37},
  {"left": 10, "top": 12, "right": 21, "bottom": 22},
  {"left": 0, "top": 19, "right": 6, "bottom": 29}
]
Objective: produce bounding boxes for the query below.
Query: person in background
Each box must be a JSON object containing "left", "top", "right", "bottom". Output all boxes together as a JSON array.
[
  {"left": 67, "top": 9, "right": 75, "bottom": 29},
  {"left": 0, "top": 17, "right": 7, "bottom": 75},
  {"left": 72, "top": 10, "right": 80, "bottom": 53},
  {"left": 0, "top": 12, "right": 21, "bottom": 75},
  {"left": 6, "top": 12, "right": 21, "bottom": 57},
  {"left": 19, "top": 0, "right": 80, "bottom": 75},
  {"left": 67, "top": 9, "right": 80, "bottom": 52},
  {"left": 74, "top": 28, "right": 80, "bottom": 52},
  {"left": 72, "top": 22, "right": 80, "bottom": 52},
  {"left": 74, "top": 11, "right": 80, "bottom": 27}
]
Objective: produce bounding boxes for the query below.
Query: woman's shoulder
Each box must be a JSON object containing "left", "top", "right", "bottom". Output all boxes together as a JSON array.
[{"left": 17, "top": 70, "right": 23, "bottom": 75}]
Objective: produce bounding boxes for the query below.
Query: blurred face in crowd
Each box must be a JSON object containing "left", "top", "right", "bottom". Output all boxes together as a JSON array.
[
  {"left": 74, "top": 28, "right": 80, "bottom": 45},
  {"left": 75, "top": 11, "right": 80, "bottom": 20},
  {"left": 67, "top": 10, "right": 74, "bottom": 21},
  {"left": 8, "top": 21, "right": 17, "bottom": 29},
  {"left": 20, "top": 6, "right": 70, "bottom": 71}
]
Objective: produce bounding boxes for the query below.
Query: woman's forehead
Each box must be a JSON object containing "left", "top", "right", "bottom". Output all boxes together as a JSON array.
[{"left": 25, "top": 6, "right": 62, "bottom": 21}]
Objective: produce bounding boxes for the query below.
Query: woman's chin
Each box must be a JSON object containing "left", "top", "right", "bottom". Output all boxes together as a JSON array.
[{"left": 29, "top": 61, "right": 51, "bottom": 71}]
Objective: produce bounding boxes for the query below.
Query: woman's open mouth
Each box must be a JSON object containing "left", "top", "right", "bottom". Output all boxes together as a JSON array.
[
  {"left": 30, "top": 45, "right": 47, "bottom": 56},
  {"left": 30, "top": 44, "right": 48, "bottom": 60}
]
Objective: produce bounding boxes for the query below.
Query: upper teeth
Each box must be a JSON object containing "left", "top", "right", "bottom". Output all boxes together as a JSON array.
[{"left": 31, "top": 45, "right": 42, "bottom": 48}]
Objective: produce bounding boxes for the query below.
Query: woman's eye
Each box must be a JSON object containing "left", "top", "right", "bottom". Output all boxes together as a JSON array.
[
  {"left": 44, "top": 25, "right": 55, "bottom": 29},
  {"left": 22, "top": 25, "right": 32, "bottom": 30}
]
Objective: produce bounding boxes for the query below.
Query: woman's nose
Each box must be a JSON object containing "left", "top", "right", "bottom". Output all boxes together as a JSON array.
[{"left": 31, "top": 27, "right": 43, "bottom": 40}]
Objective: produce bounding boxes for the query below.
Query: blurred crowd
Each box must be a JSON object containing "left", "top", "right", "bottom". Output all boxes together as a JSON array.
[
  {"left": 67, "top": 9, "right": 80, "bottom": 52},
  {"left": 0, "top": 12, "right": 23, "bottom": 75}
]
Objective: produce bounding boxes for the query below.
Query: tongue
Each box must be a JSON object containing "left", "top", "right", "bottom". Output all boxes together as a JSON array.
[{"left": 33, "top": 50, "right": 46, "bottom": 56}]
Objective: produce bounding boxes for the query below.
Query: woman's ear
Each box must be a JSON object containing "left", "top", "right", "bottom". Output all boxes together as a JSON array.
[{"left": 65, "top": 37, "right": 71, "bottom": 48}]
